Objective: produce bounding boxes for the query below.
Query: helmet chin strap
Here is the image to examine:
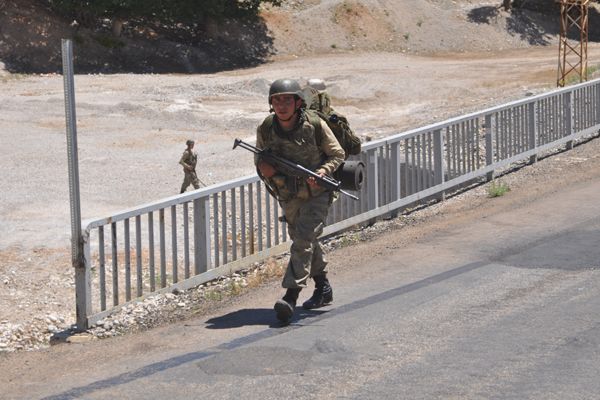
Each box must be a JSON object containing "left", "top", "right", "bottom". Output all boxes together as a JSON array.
[
  {"left": 277, "top": 114, "right": 295, "bottom": 122},
  {"left": 276, "top": 107, "right": 301, "bottom": 123}
]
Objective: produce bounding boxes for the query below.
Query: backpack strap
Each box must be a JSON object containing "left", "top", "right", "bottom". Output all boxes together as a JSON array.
[{"left": 305, "top": 110, "right": 324, "bottom": 147}]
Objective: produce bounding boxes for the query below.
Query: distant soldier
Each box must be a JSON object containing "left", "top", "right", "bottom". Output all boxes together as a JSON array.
[{"left": 179, "top": 139, "right": 200, "bottom": 193}]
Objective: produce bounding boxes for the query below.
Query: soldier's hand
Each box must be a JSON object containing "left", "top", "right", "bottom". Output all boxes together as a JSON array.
[
  {"left": 307, "top": 170, "right": 325, "bottom": 189},
  {"left": 258, "top": 161, "right": 277, "bottom": 178}
]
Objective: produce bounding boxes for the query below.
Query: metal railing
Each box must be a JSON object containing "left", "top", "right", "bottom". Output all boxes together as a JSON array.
[{"left": 77, "top": 78, "right": 600, "bottom": 329}]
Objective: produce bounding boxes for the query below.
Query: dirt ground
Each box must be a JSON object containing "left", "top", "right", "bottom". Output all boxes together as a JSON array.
[{"left": 1, "top": 0, "right": 600, "bottom": 350}]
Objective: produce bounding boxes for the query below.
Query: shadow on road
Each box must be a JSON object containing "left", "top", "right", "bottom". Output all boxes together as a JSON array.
[
  {"left": 205, "top": 308, "right": 328, "bottom": 329},
  {"left": 40, "top": 261, "right": 488, "bottom": 399}
]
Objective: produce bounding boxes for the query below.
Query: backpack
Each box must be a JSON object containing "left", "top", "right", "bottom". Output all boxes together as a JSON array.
[{"left": 303, "top": 87, "right": 362, "bottom": 159}]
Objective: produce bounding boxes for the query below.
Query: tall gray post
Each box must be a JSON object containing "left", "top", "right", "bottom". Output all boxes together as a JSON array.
[{"left": 62, "top": 39, "right": 90, "bottom": 331}]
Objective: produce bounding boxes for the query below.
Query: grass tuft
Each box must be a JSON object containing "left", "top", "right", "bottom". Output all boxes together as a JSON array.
[{"left": 487, "top": 180, "right": 511, "bottom": 198}]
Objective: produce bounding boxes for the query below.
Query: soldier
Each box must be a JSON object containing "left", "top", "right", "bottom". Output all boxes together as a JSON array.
[
  {"left": 179, "top": 139, "right": 200, "bottom": 193},
  {"left": 255, "top": 79, "right": 345, "bottom": 323}
]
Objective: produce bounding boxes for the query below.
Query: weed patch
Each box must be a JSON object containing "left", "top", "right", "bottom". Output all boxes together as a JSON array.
[{"left": 487, "top": 180, "right": 511, "bottom": 198}]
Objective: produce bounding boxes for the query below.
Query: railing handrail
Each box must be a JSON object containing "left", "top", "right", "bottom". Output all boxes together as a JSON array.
[
  {"left": 82, "top": 175, "right": 260, "bottom": 232},
  {"left": 362, "top": 77, "right": 600, "bottom": 151}
]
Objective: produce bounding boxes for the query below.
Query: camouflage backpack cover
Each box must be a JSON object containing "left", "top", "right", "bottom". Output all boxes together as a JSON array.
[{"left": 303, "top": 86, "right": 362, "bottom": 159}]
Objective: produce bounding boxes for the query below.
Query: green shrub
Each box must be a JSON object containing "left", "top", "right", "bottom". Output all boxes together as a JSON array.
[
  {"left": 95, "top": 34, "right": 125, "bottom": 49},
  {"left": 487, "top": 180, "right": 511, "bottom": 198}
]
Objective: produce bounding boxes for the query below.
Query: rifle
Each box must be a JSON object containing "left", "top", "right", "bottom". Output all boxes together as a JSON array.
[
  {"left": 233, "top": 138, "right": 359, "bottom": 201},
  {"left": 191, "top": 170, "right": 208, "bottom": 187}
]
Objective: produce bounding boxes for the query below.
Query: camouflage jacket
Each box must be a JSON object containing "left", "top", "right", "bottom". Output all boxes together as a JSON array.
[
  {"left": 179, "top": 149, "right": 197, "bottom": 172},
  {"left": 255, "top": 111, "right": 345, "bottom": 201}
]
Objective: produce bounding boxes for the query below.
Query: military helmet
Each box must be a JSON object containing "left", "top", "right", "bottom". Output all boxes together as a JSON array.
[
  {"left": 186, "top": 139, "right": 194, "bottom": 146},
  {"left": 306, "top": 78, "right": 326, "bottom": 91},
  {"left": 302, "top": 86, "right": 320, "bottom": 110},
  {"left": 268, "top": 79, "right": 303, "bottom": 104}
]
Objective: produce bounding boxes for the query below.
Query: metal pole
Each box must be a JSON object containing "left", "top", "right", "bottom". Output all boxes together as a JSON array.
[{"left": 62, "top": 39, "right": 89, "bottom": 331}]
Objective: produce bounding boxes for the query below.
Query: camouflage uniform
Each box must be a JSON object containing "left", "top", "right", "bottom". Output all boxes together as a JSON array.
[
  {"left": 180, "top": 148, "right": 200, "bottom": 193},
  {"left": 256, "top": 111, "right": 345, "bottom": 289}
]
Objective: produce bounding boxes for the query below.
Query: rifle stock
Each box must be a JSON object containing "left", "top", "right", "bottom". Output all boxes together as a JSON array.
[{"left": 233, "top": 138, "right": 359, "bottom": 201}]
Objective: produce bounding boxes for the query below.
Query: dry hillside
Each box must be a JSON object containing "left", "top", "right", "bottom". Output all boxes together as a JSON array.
[{"left": 2, "top": 0, "right": 593, "bottom": 74}]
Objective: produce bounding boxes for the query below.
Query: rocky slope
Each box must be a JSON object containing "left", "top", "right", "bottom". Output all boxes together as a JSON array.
[{"left": 0, "top": 0, "right": 569, "bottom": 74}]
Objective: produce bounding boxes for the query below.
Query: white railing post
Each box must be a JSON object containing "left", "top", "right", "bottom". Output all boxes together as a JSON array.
[
  {"left": 596, "top": 83, "right": 600, "bottom": 126},
  {"left": 367, "top": 148, "right": 378, "bottom": 210},
  {"left": 78, "top": 229, "right": 92, "bottom": 330},
  {"left": 529, "top": 101, "right": 538, "bottom": 164},
  {"left": 565, "top": 91, "right": 574, "bottom": 150},
  {"left": 433, "top": 129, "right": 445, "bottom": 201},
  {"left": 193, "top": 196, "right": 211, "bottom": 274},
  {"left": 390, "top": 141, "right": 401, "bottom": 218},
  {"left": 485, "top": 114, "right": 494, "bottom": 182}
]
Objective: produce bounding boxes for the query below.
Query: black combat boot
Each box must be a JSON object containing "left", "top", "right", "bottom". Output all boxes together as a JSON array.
[
  {"left": 274, "top": 288, "right": 302, "bottom": 323},
  {"left": 302, "top": 274, "right": 333, "bottom": 310}
]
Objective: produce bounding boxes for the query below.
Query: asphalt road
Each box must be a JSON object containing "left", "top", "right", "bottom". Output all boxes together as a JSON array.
[{"left": 3, "top": 159, "right": 600, "bottom": 399}]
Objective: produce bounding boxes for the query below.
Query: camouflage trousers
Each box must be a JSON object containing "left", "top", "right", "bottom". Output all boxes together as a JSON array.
[
  {"left": 280, "top": 192, "right": 332, "bottom": 289},
  {"left": 180, "top": 171, "right": 200, "bottom": 193}
]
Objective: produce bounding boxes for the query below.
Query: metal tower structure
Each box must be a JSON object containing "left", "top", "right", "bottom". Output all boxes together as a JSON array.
[{"left": 557, "top": 0, "right": 589, "bottom": 87}]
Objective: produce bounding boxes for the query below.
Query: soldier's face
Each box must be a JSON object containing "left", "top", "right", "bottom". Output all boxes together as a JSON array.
[{"left": 271, "top": 94, "right": 301, "bottom": 121}]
